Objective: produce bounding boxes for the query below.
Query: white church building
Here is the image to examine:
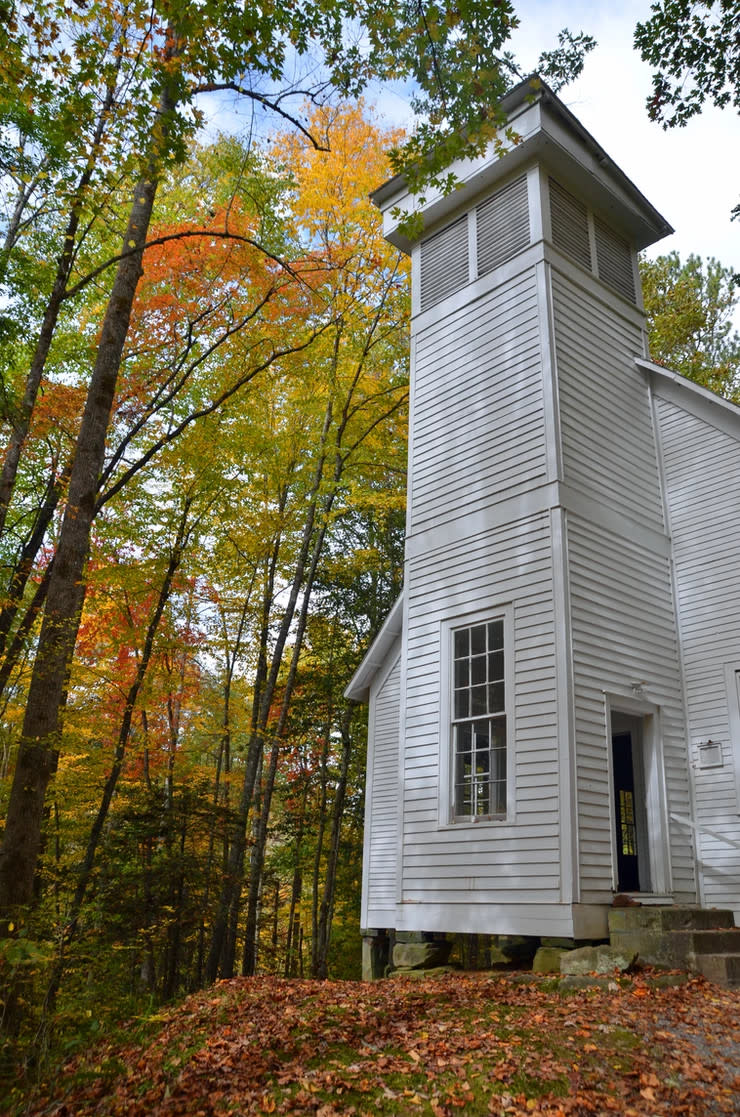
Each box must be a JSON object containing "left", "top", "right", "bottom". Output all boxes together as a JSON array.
[{"left": 346, "top": 78, "right": 740, "bottom": 951}]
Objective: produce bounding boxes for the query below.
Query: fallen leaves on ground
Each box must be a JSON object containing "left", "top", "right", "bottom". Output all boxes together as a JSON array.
[{"left": 20, "top": 971, "right": 740, "bottom": 1116}]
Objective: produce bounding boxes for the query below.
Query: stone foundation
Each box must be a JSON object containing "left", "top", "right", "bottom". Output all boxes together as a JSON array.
[
  {"left": 361, "top": 929, "right": 390, "bottom": 981},
  {"left": 361, "top": 929, "right": 611, "bottom": 980}
]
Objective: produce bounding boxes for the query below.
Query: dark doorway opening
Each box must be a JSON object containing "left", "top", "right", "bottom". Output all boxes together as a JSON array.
[{"left": 611, "top": 723, "right": 649, "bottom": 892}]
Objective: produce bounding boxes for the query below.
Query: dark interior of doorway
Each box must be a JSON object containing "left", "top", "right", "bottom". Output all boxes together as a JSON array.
[{"left": 611, "top": 725, "right": 647, "bottom": 892}]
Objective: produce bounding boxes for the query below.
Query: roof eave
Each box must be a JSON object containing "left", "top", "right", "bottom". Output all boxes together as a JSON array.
[
  {"left": 371, "top": 76, "right": 673, "bottom": 253},
  {"left": 344, "top": 591, "right": 404, "bottom": 703},
  {"left": 637, "top": 357, "right": 740, "bottom": 437}
]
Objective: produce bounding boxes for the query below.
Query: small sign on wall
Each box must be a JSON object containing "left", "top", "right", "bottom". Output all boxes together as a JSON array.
[{"left": 696, "top": 739, "right": 723, "bottom": 769}]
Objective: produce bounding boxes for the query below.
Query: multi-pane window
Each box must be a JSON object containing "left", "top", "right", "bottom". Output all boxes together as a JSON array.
[{"left": 452, "top": 620, "right": 507, "bottom": 818}]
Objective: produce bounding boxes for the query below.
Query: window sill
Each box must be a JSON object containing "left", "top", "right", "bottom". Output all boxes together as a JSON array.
[{"left": 439, "top": 814, "right": 510, "bottom": 829}]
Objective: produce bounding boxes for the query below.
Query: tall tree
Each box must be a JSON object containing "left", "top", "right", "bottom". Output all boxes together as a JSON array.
[
  {"left": 205, "top": 101, "right": 410, "bottom": 980},
  {"left": 0, "top": 0, "right": 525, "bottom": 928},
  {"left": 635, "top": 0, "right": 740, "bottom": 221},
  {"left": 641, "top": 251, "right": 740, "bottom": 400}
]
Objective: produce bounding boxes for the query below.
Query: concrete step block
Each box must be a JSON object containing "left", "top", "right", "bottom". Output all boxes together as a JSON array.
[
  {"left": 694, "top": 953, "right": 740, "bottom": 989},
  {"left": 691, "top": 929, "right": 740, "bottom": 955},
  {"left": 608, "top": 928, "right": 733, "bottom": 968},
  {"left": 608, "top": 906, "right": 736, "bottom": 934}
]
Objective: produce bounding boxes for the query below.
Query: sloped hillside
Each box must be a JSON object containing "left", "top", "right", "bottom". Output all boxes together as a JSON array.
[{"left": 17, "top": 971, "right": 740, "bottom": 1115}]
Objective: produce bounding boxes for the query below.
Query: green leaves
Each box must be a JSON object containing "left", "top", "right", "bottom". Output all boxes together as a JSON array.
[
  {"left": 635, "top": 0, "right": 740, "bottom": 126},
  {"left": 641, "top": 251, "right": 740, "bottom": 400},
  {"left": 0, "top": 932, "right": 54, "bottom": 968},
  {"left": 537, "top": 29, "right": 596, "bottom": 92}
]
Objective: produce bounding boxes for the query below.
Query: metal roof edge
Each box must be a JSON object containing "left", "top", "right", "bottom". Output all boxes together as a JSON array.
[
  {"left": 536, "top": 86, "right": 673, "bottom": 242},
  {"left": 344, "top": 591, "right": 404, "bottom": 703},
  {"left": 637, "top": 356, "right": 740, "bottom": 437}
]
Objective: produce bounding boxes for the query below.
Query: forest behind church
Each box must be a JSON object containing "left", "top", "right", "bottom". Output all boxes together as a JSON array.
[
  {"left": 1, "top": 0, "right": 739, "bottom": 1096},
  {"left": 0, "top": 92, "right": 411, "bottom": 1051}
]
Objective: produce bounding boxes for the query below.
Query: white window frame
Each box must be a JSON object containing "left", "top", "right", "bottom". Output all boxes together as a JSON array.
[{"left": 439, "top": 604, "right": 515, "bottom": 827}]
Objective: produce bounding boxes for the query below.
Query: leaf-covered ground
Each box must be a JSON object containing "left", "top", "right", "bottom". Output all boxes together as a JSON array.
[{"left": 19, "top": 971, "right": 740, "bottom": 1116}]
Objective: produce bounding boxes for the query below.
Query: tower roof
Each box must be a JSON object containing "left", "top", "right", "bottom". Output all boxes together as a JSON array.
[{"left": 372, "top": 76, "right": 673, "bottom": 254}]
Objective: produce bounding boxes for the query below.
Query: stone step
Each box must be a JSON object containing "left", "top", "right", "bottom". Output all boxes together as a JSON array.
[
  {"left": 608, "top": 906, "right": 736, "bottom": 934},
  {"left": 609, "top": 930, "right": 680, "bottom": 968},
  {"left": 607, "top": 906, "right": 740, "bottom": 984},
  {"left": 610, "top": 923, "right": 740, "bottom": 969},
  {"left": 691, "top": 929, "right": 740, "bottom": 955},
  {"left": 694, "top": 953, "right": 740, "bottom": 989}
]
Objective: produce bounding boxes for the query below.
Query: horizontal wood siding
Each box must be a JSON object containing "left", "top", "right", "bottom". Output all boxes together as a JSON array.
[
  {"left": 411, "top": 268, "right": 547, "bottom": 534},
  {"left": 402, "top": 513, "right": 561, "bottom": 906},
  {"left": 567, "top": 514, "right": 693, "bottom": 900},
  {"left": 552, "top": 272, "right": 664, "bottom": 527},
  {"left": 657, "top": 397, "right": 740, "bottom": 909},
  {"left": 365, "top": 654, "right": 400, "bottom": 927}
]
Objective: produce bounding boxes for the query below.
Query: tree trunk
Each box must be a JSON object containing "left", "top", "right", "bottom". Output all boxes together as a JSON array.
[
  {"left": 310, "top": 738, "right": 330, "bottom": 977},
  {"left": 37, "top": 506, "right": 187, "bottom": 1019},
  {"left": 271, "top": 878, "right": 280, "bottom": 959},
  {"left": 0, "top": 563, "right": 52, "bottom": 700},
  {"left": 205, "top": 515, "right": 290, "bottom": 982},
  {"left": 242, "top": 433, "right": 337, "bottom": 976},
  {"left": 195, "top": 625, "right": 241, "bottom": 989},
  {"left": 0, "top": 84, "right": 117, "bottom": 537},
  {"left": 162, "top": 798, "right": 188, "bottom": 1000},
  {"left": 284, "top": 779, "right": 308, "bottom": 977},
  {"left": 0, "top": 170, "right": 41, "bottom": 283},
  {"left": 0, "top": 457, "right": 68, "bottom": 652},
  {"left": 314, "top": 703, "right": 354, "bottom": 978},
  {"left": 206, "top": 298, "right": 381, "bottom": 982},
  {"left": 0, "top": 84, "right": 176, "bottom": 928}
]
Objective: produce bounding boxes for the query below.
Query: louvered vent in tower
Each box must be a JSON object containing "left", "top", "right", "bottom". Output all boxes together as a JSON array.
[
  {"left": 594, "top": 217, "right": 636, "bottom": 304},
  {"left": 476, "top": 174, "right": 530, "bottom": 277},
  {"left": 549, "top": 179, "right": 590, "bottom": 269},
  {"left": 419, "top": 214, "right": 469, "bottom": 312}
]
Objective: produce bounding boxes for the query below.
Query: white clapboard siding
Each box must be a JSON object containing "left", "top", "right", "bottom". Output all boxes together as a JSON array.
[
  {"left": 411, "top": 269, "right": 546, "bottom": 533},
  {"left": 401, "top": 512, "right": 561, "bottom": 902},
  {"left": 365, "top": 653, "right": 401, "bottom": 927},
  {"left": 552, "top": 272, "right": 664, "bottom": 527},
  {"left": 566, "top": 513, "right": 694, "bottom": 900},
  {"left": 656, "top": 396, "right": 740, "bottom": 909}
]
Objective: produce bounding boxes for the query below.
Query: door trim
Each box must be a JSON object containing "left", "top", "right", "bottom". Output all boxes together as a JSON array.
[
  {"left": 604, "top": 693, "right": 672, "bottom": 896},
  {"left": 724, "top": 662, "right": 740, "bottom": 813}
]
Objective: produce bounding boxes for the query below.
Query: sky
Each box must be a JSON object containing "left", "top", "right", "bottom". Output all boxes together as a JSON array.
[
  {"left": 205, "top": 1, "right": 739, "bottom": 323},
  {"left": 371, "top": 0, "right": 739, "bottom": 314},
  {"left": 508, "top": 0, "right": 739, "bottom": 274}
]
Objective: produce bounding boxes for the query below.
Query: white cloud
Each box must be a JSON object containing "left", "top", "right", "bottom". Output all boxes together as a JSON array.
[
  {"left": 510, "top": 1, "right": 739, "bottom": 312},
  {"left": 199, "top": 3, "right": 739, "bottom": 323}
]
